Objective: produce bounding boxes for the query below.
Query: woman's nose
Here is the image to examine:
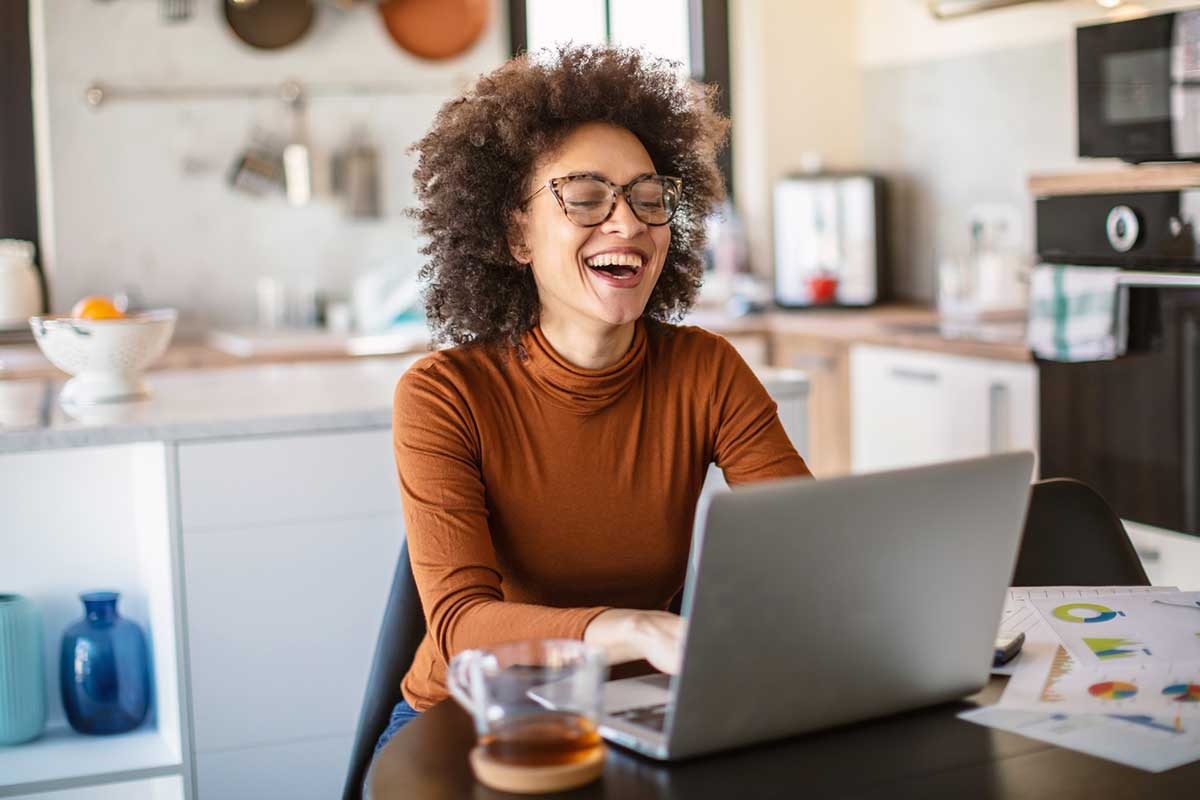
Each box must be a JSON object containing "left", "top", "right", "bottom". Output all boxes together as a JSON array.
[{"left": 601, "top": 192, "right": 647, "bottom": 236}]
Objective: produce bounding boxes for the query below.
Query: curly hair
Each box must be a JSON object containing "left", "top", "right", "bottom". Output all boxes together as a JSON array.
[{"left": 408, "top": 44, "right": 731, "bottom": 348}]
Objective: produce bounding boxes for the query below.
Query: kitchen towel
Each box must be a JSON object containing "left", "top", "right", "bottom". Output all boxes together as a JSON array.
[{"left": 1026, "top": 264, "right": 1128, "bottom": 362}]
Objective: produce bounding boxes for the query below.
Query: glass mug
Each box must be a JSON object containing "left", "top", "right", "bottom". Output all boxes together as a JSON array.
[{"left": 447, "top": 639, "right": 608, "bottom": 790}]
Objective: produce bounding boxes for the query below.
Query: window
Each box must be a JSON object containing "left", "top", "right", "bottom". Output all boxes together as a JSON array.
[{"left": 509, "top": 0, "right": 732, "bottom": 196}]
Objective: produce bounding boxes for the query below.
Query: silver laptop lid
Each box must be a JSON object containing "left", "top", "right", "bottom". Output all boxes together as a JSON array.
[{"left": 665, "top": 452, "right": 1035, "bottom": 759}]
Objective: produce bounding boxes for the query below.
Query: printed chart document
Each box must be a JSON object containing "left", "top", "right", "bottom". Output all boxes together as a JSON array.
[
  {"left": 959, "top": 706, "right": 1200, "bottom": 773},
  {"left": 992, "top": 586, "right": 1178, "bottom": 676},
  {"left": 964, "top": 585, "right": 1200, "bottom": 772}
]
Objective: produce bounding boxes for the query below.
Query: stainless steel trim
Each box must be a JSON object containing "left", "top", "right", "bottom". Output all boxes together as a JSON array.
[{"left": 1117, "top": 272, "right": 1200, "bottom": 288}]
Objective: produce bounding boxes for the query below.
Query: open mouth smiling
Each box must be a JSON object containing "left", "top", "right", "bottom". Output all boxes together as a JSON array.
[{"left": 583, "top": 248, "right": 649, "bottom": 283}]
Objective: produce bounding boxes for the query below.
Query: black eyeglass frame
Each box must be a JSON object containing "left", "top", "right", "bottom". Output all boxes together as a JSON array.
[{"left": 522, "top": 173, "right": 683, "bottom": 227}]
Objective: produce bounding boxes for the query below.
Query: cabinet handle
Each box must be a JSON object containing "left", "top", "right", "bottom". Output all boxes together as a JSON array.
[
  {"left": 792, "top": 353, "right": 835, "bottom": 371},
  {"left": 988, "top": 382, "right": 1010, "bottom": 453},
  {"left": 1134, "top": 546, "right": 1162, "bottom": 564},
  {"left": 889, "top": 367, "right": 939, "bottom": 383}
]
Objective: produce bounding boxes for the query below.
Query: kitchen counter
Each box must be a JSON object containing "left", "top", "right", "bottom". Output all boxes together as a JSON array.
[
  {"left": 761, "top": 306, "right": 1031, "bottom": 362},
  {"left": 0, "top": 356, "right": 808, "bottom": 454},
  {"left": 0, "top": 305, "right": 1030, "bottom": 383},
  {"left": 0, "top": 356, "right": 421, "bottom": 453}
]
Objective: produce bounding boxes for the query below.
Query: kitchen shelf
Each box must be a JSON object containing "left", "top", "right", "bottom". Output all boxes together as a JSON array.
[
  {"left": 0, "top": 726, "right": 182, "bottom": 798},
  {"left": 1028, "top": 163, "right": 1200, "bottom": 196}
]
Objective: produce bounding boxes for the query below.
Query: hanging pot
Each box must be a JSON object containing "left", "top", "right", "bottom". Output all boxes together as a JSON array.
[
  {"left": 224, "top": 0, "right": 317, "bottom": 51},
  {"left": 377, "top": 0, "right": 489, "bottom": 61}
]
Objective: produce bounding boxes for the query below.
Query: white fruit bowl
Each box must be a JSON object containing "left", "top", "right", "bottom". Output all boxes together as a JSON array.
[{"left": 30, "top": 309, "right": 177, "bottom": 405}]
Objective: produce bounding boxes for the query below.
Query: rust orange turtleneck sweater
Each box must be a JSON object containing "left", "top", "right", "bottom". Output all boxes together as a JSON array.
[{"left": 393, "top": 319, "right": 811, "bottom": 710}]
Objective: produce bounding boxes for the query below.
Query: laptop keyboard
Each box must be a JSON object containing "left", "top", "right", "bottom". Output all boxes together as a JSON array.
[{"left": 610, "top": 703, "right": 669, "bottom": 732}]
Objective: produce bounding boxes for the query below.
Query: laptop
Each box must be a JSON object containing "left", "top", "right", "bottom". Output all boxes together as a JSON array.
[{"left": 595, "top": 452, "right": 1035, "bottom": 760}]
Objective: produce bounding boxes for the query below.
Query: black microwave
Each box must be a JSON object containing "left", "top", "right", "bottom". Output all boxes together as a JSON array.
[{"left": 1077, "top": 9, "right": 1200, "bottom": 162}]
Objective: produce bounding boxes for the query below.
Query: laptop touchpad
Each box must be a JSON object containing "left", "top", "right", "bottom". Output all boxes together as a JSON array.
[{"left": 604, "top": 674, "right": 671, "bottom": 713}]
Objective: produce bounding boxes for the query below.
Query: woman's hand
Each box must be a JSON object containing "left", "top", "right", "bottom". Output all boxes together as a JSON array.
[{"left": 583, "top": 609, "right": 686, "bottom": 675}]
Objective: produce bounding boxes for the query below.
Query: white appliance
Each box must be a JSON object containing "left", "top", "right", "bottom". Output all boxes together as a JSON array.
[{"left": 773, "top": 174, "right": 886, "bottom": 308}]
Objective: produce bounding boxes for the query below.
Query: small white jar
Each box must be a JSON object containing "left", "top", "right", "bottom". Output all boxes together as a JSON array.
[{"left": 0, "top": 239, "right": 42, "bottom": 328}]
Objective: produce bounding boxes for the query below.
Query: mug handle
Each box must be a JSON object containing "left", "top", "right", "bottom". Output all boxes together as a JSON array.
[{"left": 446, "top": 649, "right": 481, "bottom": 715}]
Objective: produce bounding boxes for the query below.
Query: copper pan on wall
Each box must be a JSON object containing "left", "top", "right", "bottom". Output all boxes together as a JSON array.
[
  {"left": 377, "top": 0, "right": 489, "bottom": 61},
  {"left": 224, "top": 0, "right": 317, "bottom": 51}
]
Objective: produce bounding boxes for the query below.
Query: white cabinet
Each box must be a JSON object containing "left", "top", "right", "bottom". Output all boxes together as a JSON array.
[
  {"left": 850, "top": 345, "right": 1037, "bottom": 473},
  {"left": 1124, "top": 520, "right": 1200, "bottom": 590},
  {"left": 176, "top": 430, "right": 403, "bottom": 800}
]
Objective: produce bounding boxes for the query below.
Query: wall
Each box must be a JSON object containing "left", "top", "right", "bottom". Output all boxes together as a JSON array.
[
  {"left": 730, "top": 0, "right": 864, "bottom": 278},
  {"left": 30, "top": 0, "right": 508, "bottom": 331},
  {"left": 856, "top": 0, "right": 1198, "bottom": 301}
]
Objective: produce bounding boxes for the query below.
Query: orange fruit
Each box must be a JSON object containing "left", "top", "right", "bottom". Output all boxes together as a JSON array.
[{"left": 71, "top": 296, "right": 126, "bottom": 320}]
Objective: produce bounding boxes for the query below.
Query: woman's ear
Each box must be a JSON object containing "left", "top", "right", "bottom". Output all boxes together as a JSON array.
[{"left": 506, "top": 210, "right": 532, "bottom": 265}]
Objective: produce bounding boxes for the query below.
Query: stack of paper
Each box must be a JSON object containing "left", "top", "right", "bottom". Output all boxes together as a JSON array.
[{"left": 961, "top": 586, "right": 1200, "bottom": 773}]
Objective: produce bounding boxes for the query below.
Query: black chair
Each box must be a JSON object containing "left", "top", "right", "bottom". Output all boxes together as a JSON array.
[
  {"left": 343, "top": 541, "right": 426, "bottom": 800},
  {"left": 1012, "top": 477, "right": 1149, "bottom": 586}
]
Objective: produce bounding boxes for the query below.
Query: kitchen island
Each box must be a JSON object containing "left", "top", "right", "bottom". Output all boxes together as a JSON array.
[{"left": 0, "top": 357, "right": 808, "bottom": 800}]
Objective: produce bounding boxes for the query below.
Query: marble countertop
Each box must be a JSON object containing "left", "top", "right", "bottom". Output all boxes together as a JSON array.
[
  {"left": 0, "top": 355, "right": 808, "bottom": 455},
  {"left": 0, "top": 356, "right": 421, "bottom": 454}
]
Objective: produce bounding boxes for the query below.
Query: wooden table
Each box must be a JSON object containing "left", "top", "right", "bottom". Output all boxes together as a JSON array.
[{"left": 366, "top": 677, "right": 1200, "bottom": 799}]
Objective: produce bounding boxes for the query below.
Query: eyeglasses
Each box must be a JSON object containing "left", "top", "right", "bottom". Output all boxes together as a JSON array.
[{"left": 522, "top": 173, "right": 683, "bottom": 227}]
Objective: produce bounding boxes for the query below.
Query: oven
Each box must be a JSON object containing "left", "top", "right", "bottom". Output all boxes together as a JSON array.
[{"left": 1036, "top": 189, "right": 1200, "bottom": 538}]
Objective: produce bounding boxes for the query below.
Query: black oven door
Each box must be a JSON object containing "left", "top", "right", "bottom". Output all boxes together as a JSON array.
[
  {"left": 1038, "top": 286, "right": 1200, "bottom": 536},
  {"left": 1077, "top": 11, "right": 1200, "bottom": 162}
]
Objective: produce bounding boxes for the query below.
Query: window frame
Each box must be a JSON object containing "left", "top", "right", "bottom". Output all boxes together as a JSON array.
[
  {"left": 0, "top": 0, "right": 47, "bottom": 314},
  {"left": 508, "top": 0, "right": 733, "bottom": 198}
]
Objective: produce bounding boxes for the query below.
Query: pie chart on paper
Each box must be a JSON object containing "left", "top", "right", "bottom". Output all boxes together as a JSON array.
[
  {"left": 1162, "top": 683, "right": 1200, "bottom": 703},
  {"left": 1087, "top": 681, "right": 1138, "bottom": 700}
]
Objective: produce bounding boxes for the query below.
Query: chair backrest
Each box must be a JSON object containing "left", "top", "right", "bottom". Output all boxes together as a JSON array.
[
  {"left": 342, "top": 540, "right": 426, "bottom": 800},
  {"left": 1012, "top": 477, "right": 1149, "bottom": 586}
]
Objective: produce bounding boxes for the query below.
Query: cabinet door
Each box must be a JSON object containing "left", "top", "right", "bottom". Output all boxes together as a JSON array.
[
  {"left": 851, "top": 346, "right": 955, "bottom": 472},
  {"left": 851, "top": 345, "right": 1038, "bottom": 473},
  {"left": 771, "top": 334, "right": 851, "bottom": 477},
  {"left": 176, "top": 430, "right": 404, "bottom": 799}
]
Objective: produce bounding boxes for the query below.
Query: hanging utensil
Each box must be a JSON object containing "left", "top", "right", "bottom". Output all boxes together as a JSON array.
[
  {"left": 377, "top": 0, "right": 489, "bottom": 61},
  {"left": 281, "top": 81, "right": 312, "bottom": 206},
  {"left": 332, "top": 127, "right": 381, "bottom": 218},
  {"left": 159, "top": 0, "right": 192, "bottom": 22},
  {"left": 224, "top": 0, "right": 316, "bottom": 51}
]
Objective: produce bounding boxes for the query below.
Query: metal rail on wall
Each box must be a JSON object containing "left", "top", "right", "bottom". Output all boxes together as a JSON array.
[{"left": 81, "top": 76, "right": 470, "bottom": 108}]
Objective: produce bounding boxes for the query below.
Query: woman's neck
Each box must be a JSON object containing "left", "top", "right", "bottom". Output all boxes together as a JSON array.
[{"left": 538, "top": 317, "right": 636, "bottom": 370}]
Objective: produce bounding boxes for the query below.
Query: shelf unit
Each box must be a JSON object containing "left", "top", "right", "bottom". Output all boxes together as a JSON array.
[
  {"left": 0, "top": 444, "right": 187, "bottom": 799},
  {"left": 1028, "top": 163, "right": 1200, "bottom": 196}
]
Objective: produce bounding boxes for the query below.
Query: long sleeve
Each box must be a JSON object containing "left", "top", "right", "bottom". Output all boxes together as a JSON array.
[
  {"left": 393, "top": 360, "right": 610, "bottom": 669},
  {"left": 708, "top": 336, "right": 813, "bottom": 486}
]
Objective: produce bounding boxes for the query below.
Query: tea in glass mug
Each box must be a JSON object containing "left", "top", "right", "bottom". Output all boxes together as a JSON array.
[{"left": 447, "top": 639, "right": 608, "bottom": 793}]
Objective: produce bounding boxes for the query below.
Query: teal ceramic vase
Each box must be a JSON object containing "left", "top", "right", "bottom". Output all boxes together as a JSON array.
[{"left": 0, "top": 594, "right": 47, "bottom": 745}]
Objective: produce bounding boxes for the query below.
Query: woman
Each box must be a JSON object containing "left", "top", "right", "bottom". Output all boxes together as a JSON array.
[{"left": 375, "top": 44, "right": 810, "bottom": 751}]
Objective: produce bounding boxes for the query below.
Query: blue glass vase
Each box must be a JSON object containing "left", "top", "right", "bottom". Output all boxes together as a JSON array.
[
  {"left": 60, "top": 591, "right": 150, "bottom": 735},
  {"left": 0, "top": 594, "right": 47, "bottom": 745}
]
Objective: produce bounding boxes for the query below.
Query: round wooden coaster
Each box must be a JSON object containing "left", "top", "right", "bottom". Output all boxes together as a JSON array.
[{"left": 468, "top": 744, "right": 605, "bottom": 794}]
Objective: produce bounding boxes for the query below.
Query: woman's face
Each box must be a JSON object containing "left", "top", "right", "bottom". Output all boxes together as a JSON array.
[{"left": 511, "top": 122, "right": 671, "bottom": 334}]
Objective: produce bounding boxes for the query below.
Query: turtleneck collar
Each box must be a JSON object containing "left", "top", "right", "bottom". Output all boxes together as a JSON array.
[{"left": 520, "top": 319, "right": 649, "bottom": 414}]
